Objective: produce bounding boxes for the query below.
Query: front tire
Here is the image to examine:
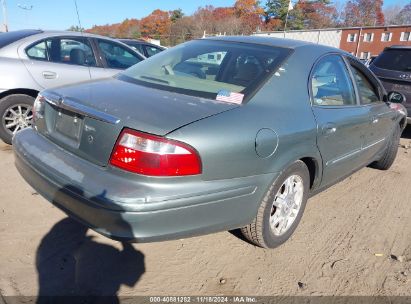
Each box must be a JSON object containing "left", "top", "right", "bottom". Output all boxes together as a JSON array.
[
  {"left": 241, "top": 160, "right": 310, "bottom": 249},
  {"left": 371, "top": 124, "right": 401, "bottom": 171},
  {"left": 0, "top": 94, "right": 35, "bottom": 145}
]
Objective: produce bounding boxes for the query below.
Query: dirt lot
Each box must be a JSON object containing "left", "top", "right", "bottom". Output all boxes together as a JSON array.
[{"left": 1, "top": 128, "right": 411, "bottom": 299}]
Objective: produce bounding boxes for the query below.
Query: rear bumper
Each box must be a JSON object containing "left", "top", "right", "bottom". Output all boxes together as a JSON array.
[{"left": 13, "top": 128, "right": 276, "bottom": 242}]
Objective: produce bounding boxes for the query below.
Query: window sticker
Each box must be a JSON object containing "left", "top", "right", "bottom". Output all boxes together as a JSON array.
[{"left": 216, "top": 90, "right": 244, "bottom": 104}]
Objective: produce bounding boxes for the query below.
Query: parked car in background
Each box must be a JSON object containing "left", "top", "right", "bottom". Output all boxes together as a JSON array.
[
  {"left": 119, "top": 39, "right": 165, "bottom": 57},
  {"left": 14, "top": 37, "right": 407, "bottom": 249},
  {"left": 369, "top": 45, "right": 411, "bottom": 124},
  {"left": 0, "top": 30, "right": 145, "bottom": 144},
  {"left": 364, "top": 55, "right": 377, "bottom": 67}
]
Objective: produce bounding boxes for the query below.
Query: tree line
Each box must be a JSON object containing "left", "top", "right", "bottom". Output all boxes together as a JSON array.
[{"left": 70, "top": 0, "right": 411, "bottom": 46}]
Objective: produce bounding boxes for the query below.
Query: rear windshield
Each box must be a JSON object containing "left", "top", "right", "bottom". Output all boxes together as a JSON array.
[
  {"left": 118, "top": 39, "right": 291, "bottom": 102},
  {"left": 0, "top": 30, "right": 42, "bottom": 49},
  {"left": 373, "top": 49, "right": 411, "bottom": 72}
]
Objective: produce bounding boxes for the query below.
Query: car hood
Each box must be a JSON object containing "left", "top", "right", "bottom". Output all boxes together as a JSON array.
[{"left": 43, "top": 77, "right": 240, "bottom": 136}]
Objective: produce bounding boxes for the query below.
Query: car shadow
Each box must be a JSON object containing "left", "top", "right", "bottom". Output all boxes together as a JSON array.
[
  {"left": 228, "top": 229, "right": 257, "bottom": 246},
  {"left": 401, "top": 124, "right": 411, "bottom": 139},
  {"left": 36, "top": 186, "right": 145, "bottom": 304}
]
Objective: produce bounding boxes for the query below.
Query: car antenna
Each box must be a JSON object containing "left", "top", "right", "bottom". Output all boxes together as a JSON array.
[
  {"left": 73, "top": 0, "right": 83, "bottom": 33},
  {"left": 73, "top": 0, "right": 92, "bottom": 80}
]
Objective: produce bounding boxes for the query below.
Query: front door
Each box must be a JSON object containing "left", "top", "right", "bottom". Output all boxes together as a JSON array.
[{"left": 310, "top": 54, "right": 370, "bottom": 187}]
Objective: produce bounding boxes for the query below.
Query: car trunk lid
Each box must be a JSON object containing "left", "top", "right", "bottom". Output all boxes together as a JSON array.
[{"left": 36, "top": 77, "right": 239, "bottom": 166}]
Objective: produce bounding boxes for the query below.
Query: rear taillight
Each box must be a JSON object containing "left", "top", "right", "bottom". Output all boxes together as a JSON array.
[
  {"left": 109, "top": 129, "right": 202, "bottom": 176},
  {"left": 33, "top": 94, "right": 46, "bottom": 122}
]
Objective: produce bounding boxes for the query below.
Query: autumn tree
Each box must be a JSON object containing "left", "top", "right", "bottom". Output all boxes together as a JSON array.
[
  {"left": 140, "top": 9, "right": 171, "bottom": 41},
  {"left": 233, "top": 0, "right": 264, "bottom": 33},
  {"left": 116, "top": 19, "right": 140, "bottom": 38},
  {"left": 297, "top": 0, "right": 338, "bottom": 29},
  {"left": 169, "top": 16, "right": 195, "bottom": 45},
  {"left": 343, "top": 0, "right": 385, "bottom": 26},
  {"left": 86, "top": 24, "right": 120, "bottom": 37}
]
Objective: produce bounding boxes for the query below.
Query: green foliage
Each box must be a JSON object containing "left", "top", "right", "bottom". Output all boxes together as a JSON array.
[
  {"left": 67, "top": 25, "right": 84, "bottom": 32},
  {"left": 170, "top": 9, "right": 184, "bottom": 22},
  {"left": 265, "top": 0, "right": 291, "bottom": 22}
]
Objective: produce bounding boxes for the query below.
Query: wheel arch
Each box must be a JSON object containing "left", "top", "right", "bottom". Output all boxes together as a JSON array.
[
  {"left": 399, "top": 116, "right": 407, "bottom": 130},
  {"left": 0, "top": 88, "right": 39, "bottom": 101},
  {"left": 300, "top": 156, "right": 320, "bottom": 190}
]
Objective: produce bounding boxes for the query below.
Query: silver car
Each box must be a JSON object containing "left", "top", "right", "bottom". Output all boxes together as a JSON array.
[{"left": 0, "top": 29, "right": 145, "bottom": 144}]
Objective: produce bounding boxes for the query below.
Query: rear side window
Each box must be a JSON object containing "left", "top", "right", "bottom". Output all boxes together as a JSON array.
[
  {"left": 0, "top": 30, "right": 42, "bottom": 48},
  {"left": 373, "top": 49, "right": 411, "bottom": 72},
  {"left": 349, "top": 65, "right": 380, "bottom": 104},
  {"left": 26, "top": 41, "right": 47, "bottom": 60},
  {"left": 311, "top": 55, "right": 356, "bottom": 106}
]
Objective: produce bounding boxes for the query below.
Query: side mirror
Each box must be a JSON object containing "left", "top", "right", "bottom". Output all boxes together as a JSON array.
[{"left": 387, "top": 91, "right": 406, "bottom": 103}]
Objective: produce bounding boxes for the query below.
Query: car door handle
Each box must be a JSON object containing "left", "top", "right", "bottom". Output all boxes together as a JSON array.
[
  {"left": 322, "top": 123, "right": 337, "bottom": 135},
  {"left": 42, "top": 71, "right": 57, "bottom": 79}
]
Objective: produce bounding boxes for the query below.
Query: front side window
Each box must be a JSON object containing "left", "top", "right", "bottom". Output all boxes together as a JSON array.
[
  {"left": 98, "top": 40, "right": 142, "bottom": 69},
  {"left": 349, "top": 65, "right": 380, "bottom": 104},
  {"left": 311, "top": 55, "right": 356, "bottom": 106},
  {"left": 127, "top": 42, "right": 145, "bottom": 54},
  {"left": 118, "top": 40, "right": 291, "bottom": 101}
]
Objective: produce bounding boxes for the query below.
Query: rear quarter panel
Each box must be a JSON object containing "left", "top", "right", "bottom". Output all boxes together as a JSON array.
[{"left": 0, "top": 57, "right": 42, "bottom": 91}]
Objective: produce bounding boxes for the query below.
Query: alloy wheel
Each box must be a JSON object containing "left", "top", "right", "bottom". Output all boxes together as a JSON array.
[
  {"left": 2, "top": 104, "right": 33, "bottom": 135},
  {"left": 269, "top": 175, "right": 304, "bottom": 236}
]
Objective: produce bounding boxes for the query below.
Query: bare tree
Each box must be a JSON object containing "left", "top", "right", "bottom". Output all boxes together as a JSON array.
[{"left": 384, "top": 4, "right": 403, "bottom": 25}]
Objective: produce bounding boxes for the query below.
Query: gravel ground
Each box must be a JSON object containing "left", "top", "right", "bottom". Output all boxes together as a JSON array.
[{"left": 0, "top": 127, "right": 410, "bottom": 298}]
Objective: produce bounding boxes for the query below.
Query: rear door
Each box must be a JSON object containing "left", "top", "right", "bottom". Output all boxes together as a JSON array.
[
  {"left": 310, "top": 54, "right": 370, "bottom": 187},
  {"left": 21, "top": 36, "right": 95, "bottom": 89},
  {"left": 347, "top": 59, "right": 395, "bottom": 160}
]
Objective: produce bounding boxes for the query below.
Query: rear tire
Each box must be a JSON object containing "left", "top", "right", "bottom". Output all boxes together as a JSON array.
[
  {"left": 0, "top": 94, "right": 35, "bottom": 145},
  {"left": 371, "top": 124, "right": 401, "bottom": 171},
  {"left": 241, "top": 160, "right": 310, "bottom": 249}
]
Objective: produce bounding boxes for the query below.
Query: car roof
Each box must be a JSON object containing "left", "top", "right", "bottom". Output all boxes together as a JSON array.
[
  {"left": 385, "top": 45, "right": 411, "bottom": 50},
  {"left": 2, "top": 29, "right": 127, "bottom": 42},
  {"left": 32, "top": 29, "right": 115, "bottom": 39}
]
